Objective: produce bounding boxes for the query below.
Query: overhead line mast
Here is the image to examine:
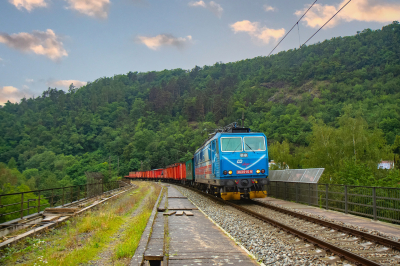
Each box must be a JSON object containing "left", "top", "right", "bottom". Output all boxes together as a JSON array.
[{"left": 267, "top": 0, "right": 319, "bottom": 57}]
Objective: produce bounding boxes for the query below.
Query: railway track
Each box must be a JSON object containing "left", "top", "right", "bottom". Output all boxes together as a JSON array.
[
  {"left": 0, "top": 183, "right": 134, "bottom": 248},
  {"left": 179, "top": 184, "right": 400, "bottom": 266}
]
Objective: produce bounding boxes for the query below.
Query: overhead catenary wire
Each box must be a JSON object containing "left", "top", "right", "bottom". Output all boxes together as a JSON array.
[
  {"left": 267, "top": 0, "right": 319, "bottom": 57},
  {"left": 301, "top": 0, "right": 352, "bottom": 47}
]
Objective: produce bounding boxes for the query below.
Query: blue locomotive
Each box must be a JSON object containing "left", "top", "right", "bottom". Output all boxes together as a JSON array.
[{"left": 186, "top": 123, "right": 269, "bottom": 200}]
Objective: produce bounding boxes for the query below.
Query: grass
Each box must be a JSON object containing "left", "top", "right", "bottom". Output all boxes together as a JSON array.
[{"left": 0, "top": 182, "right": 161, "bottom": 266}]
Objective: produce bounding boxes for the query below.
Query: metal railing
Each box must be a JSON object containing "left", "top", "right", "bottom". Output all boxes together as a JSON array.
[
  {"left": 0, "top": 181, "right": 122, "bottom": 223},
  {"left": 267, "top": 181, "right": 400, "bottom": 224}
]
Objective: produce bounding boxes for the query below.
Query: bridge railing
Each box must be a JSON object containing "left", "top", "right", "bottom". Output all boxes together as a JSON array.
[
  {"left": 0, "top": 181, "right": 122, "bottom": 224},
  {"left": 267, "top": 181, "right": 400, "bottom": 224}
]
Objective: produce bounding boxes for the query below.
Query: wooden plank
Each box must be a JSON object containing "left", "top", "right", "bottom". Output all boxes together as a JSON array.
[
  {"left": 163, "top": 211, "right": 176, "bottom": 216},
  {"left": 157, "top": 194, "right": 166, "bottom": 212},
  {"left": 42, "top": 216, "right": 60, "bottom": 222},
  {"left": 175, "top": 211, "right": 184, "bottom": 216},
  {"left": 184, "top": 211, "right": 193, "bottom": 216},
  {"left": 44, "top": 208, "right": 79, "bottom": 213}
]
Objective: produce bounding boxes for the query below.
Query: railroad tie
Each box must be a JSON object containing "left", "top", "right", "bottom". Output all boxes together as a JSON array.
[
  {"left": 360, "top": 241, "right": 374, "bottom": 247},
  {"left": 335, "top": 237, "right": 359, "bottom": 243},
  {"left": 309, "top": 249, "right": 326, "bottom": 257},
  {"left": 330, "top": 233, "right": 347, "bottom": 239},
  {"left": 353, "top": 247, "right": 391, "bottom": 254},
  {"left": 320, "top": 256, "right": 341, "bottom": 265},
  {"left": 318, "top": 229, "right": 337, "bottom": 236},
  {"left": 286, "top": 239, "right": 304, "bottom": 245},
  {"left": 295, "top": 244, "right": 314, "bottom": 251}
]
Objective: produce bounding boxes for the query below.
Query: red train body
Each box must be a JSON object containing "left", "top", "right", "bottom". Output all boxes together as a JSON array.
[{"left": 125, "top": 164, "right": 186, "bottom": 181}]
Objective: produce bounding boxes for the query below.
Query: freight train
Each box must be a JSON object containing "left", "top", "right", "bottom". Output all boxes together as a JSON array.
[{"left": 125, "top": 123, "right": 270, "bottom": 200}]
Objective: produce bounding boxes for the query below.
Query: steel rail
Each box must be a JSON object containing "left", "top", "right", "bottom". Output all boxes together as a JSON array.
[
  {"left": 180, "top": 185, "right": 381, "bottom": 266},
  {"left": 251, "top": 200, "right": 400, "bottom": 251}
]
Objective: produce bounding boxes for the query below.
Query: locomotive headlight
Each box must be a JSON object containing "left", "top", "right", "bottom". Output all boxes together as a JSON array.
[
  {"left": 228, "top": 170, "right": 233, "bottom": 175},
  {"left": 223, "top": 170, "right": 228, "bottom": 175},
  {"left": 256, "top": 169, "right": 261, "bottom": 174},
  {"left": 261, "top": 169, "right": 265, "bottom": 174}
]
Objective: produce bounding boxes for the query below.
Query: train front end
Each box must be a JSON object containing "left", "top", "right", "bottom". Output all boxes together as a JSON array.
[{"left": 218, "top": 130, "right": 269, "bottom": 200}]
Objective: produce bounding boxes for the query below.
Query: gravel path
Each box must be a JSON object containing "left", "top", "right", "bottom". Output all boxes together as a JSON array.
[
  {"left": 87, "top": 186, "right": 154, "bottom": 266},
  {"left": 176, "top": 186, "right": 352, "bottom": 266}
]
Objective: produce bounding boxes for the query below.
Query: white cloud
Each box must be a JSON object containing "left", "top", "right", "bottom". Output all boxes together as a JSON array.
[
  {"left": 189, "top": 1, "right": 223, "bottom": 18},
  {"left": 189, "top": 1, "right": 206, "bottom": 8},
  {"left": 137, "top": 34, "right": 193, "bottom": 50},
  {"left": 0, "top": 86, "right": 32, "bottom": 106},
  {"left": 295, "top": 0, "right": 400, "bottom": 29},
  {"left": 9, "top": 0, "right": 47, "bottom": 12},
  {"left": 230, "top": 20, "right": 285, "bottom": 44},
  {"left": 47, "top": 80, "right": 87, "bottom": 89},
  {"left": 264, "top": 5, "right": 276, "bottom": 12},
  {"left": 65, "top": 0, "right": 110, "bottom": 19},
  {"left": 26, "top": 78, "right": 34, "bottom": 83},
  {"left": 0, "top": 29, "right": 68, "bottom": 61}
]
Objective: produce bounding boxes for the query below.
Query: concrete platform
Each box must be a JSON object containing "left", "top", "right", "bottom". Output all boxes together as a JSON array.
[
  {"left": 167, "top": 187, "right": 258, "bottom": 266},
  {"left": 257, "top": 197, "right": 400, "bottom": 239}
]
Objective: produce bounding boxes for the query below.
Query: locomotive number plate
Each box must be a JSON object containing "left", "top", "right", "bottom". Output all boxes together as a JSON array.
[{"left": 236, "top": 170, "right": 253, "bottom": 174}]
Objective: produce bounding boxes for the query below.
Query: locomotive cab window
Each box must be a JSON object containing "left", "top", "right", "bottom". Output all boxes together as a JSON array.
[
  {"left": 244, "top": 137, "right": 266, "bottom": 151},
  {"left": 221, "top": 137, "right": 242, "bottom": 152}
]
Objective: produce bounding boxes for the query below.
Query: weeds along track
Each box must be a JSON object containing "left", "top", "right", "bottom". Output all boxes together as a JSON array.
[
  {"left": 0, "top": 183, "right": 135, "bottom": 248},
  {"left": 178, "top": 185, "right": 399, "bottom": 266}
]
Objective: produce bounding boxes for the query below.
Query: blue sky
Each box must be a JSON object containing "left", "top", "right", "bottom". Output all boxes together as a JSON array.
[{"left": 1, "top": 0, "right": 399, "bottom": 105}]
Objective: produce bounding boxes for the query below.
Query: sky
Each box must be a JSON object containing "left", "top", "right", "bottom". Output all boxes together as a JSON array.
[{"left": 1, "top": 0, "right": 400, "bottom": 105}]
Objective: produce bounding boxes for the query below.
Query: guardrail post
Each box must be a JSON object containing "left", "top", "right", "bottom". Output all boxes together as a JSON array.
[
  {"left": 51, "top": 189, "right": 54, "bottom": 207},
  {"left": 373, "top": 187, "right": 377, "bottom": 220},
  {"left": 325, "top": 184, "right": 329, "bottom": 210},
  {"left": 78, "top": 186, "right": 80, "bottom": 201},
  {"left": 308, "top": 183, "right": 311, "bottom": 206},
  {"left": 37, "top": 191, "right": 40, "bottom": 213},
  {"left": 284, "top": 182, "right": 287, "bottom": 200},
  {"left": 27, "top": 198, "right": 30, "bottom": 215},
  {"left": 295, "top": 183, "right": 299, "bottom": 202},
  {"left": 62, "top": 187, "right": 65, "bottom": 206},
  {"left": 70, "top": 187, "right": 73, "bottom": 203},
  {"left": 21, "top": 193, "right": 24, "bottom": 219},
  {"left": 344, "top": 185, "right": 348, "bottom": 214}
]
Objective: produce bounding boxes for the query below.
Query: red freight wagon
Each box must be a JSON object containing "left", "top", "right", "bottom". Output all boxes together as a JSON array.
[
  {"left": 177, "top": 163, "right": 186, "bottom": 180},
  {"left": 154, "top": 169, "right": 163, "bottom": 179},
  {"left": 161, "top": 169, "right": 168, "bottom": 180},
  {"left": 166, "top": 163, "right": 186, "bottom": 180}
]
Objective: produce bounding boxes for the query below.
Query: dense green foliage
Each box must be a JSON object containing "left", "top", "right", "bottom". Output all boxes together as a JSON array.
[{"left": 1, "top": 22, "right": 400, "bottom": 192}]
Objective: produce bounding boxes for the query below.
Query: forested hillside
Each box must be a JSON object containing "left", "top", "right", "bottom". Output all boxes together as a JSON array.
[{"left": 1, "top": 22, "right": 400, "bottom": 194}]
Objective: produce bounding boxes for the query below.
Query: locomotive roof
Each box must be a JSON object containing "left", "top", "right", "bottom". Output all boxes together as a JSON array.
[{"left": 195, "top": 132, "right": 266, "bottom": 154}]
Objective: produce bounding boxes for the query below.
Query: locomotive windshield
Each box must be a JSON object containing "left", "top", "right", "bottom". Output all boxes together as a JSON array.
[
  {"left": 221, "top": 137, "right": 242, "bottom": 152},
  {"left": 244, "top": 137, "right": 266, "bottom": 151}
]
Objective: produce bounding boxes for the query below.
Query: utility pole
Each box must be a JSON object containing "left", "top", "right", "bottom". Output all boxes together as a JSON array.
[
  {"left": 109, "top": 156, "right": 111, "bottom": 179},
  {"left": 241, "top": 110, "right": 245, "bottom": 127}
]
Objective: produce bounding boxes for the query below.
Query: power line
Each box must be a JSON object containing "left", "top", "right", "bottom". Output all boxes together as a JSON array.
[
  {"left": 267, "top": 0, "right": 319, "bottom": 57},
  {"left": 301, "top": 0, "right": 352, "bottom": 47}
]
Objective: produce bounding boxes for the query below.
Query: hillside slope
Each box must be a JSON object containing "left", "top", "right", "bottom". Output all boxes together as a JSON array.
[{"left": 1, "top": 22, "right": 400, "bottom": 191}]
